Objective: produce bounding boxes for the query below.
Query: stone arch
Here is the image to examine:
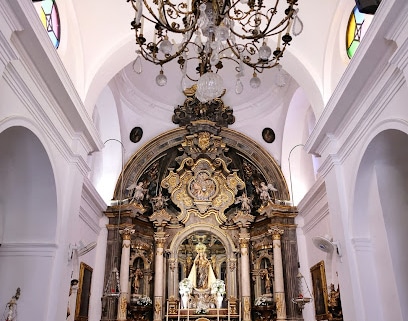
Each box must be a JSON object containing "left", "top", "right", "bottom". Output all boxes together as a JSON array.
[
  {"left": 0, "top": 124, "right": 57, "bottom": 321},
  {"left": 352, "top": 127, "right": 408, "bottom": 321},
  {"left": 168, "top": 223, "right": 238, "bottom": 298},
  {"left": 114, "top": 127, "right": 290, "bottom": 201}
]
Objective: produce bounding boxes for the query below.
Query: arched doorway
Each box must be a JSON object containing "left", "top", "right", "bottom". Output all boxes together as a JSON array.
[
  {"left": 0, "top": 126, "right": 57, "bottom": 321},
  {"left": 353, "top": 129, "right": 408, "bottom": 321}
]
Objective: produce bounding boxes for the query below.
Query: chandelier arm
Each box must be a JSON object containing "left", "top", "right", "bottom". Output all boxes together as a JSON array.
[
  {"left": 128, "top": 0, "right": 300, "bottom": 95},
  {"left": 141, "top": 0, "right": 171, "bottom": 30},
  {"left": 224, "top": 40, "right": 284, "bottom": 71},
  {"left": 260, "top": 10, "right": 293, "bottom": 37},
  {"left": 140, "top": 0, "right": 194, "bottom": 33},
  {"left": 136, "top": 34, "right": 195, "bottom": 66},
  {"left": 228, "top": 6, "right": 294, "bottom": 40}
]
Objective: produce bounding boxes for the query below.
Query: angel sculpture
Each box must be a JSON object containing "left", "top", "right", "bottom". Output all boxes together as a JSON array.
[
  {"left": 235, "top": 192, "right": 253, "bottom": 212},
  {"left": 126, "top": 181, "right": 147, "bottom": 203},
  {"left": 150, "top": 191, "right": 169, "bottom": 211},
  {"left": 257, "top": 182, "right": 278, "bottom": 204}
]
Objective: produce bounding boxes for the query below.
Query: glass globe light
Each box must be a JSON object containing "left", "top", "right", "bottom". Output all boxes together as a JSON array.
[
  {"left": 159, "top": 37, "right": 173, "bottom": 55},
  {"left": 156, "top": 70, "right": 167, "bottom": 86},
  {"left": 259, "top": 42, "right": 272, "bottom": 61},
  {"left": 250, "top": 72, "right": 261, "bottom": 88},
  {"left": 196, "top": 72, "right": 224, "bottom": 103}
]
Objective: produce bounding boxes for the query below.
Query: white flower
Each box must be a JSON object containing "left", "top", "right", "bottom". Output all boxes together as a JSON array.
[
  {"left": 136, "top": 296, "right": 152, "bottom": 306},
  {"left": 179, "top": 278, "right": 193, "bottom": 295},
  {"left": 211, "top": 279, "right": 226, "bottom": 295},
  {"left": 254, "top": 296, "right": 267, "bottom": 306}
]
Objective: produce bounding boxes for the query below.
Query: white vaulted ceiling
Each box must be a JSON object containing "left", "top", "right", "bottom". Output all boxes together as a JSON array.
[{"left": 43, "top": 0, "right": 358, "bottom": 203}]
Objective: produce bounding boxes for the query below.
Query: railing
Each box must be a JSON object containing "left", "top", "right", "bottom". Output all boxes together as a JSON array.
[{"left": 166, "top": 299, "right": 241, "bottom": 321}]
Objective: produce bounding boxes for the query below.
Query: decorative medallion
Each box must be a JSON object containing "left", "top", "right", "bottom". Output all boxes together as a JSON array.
[
  {"left": 262, "top": 127, "right": 275, "bottom": 143},
  {"left": 188, "top": 171, "right": 217, "bottom": 201},
  {"left": 161, "top": 133, "right": 245, "bottom": 223}
]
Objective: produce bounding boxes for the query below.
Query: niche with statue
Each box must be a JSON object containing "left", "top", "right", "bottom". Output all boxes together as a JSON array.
[{"left": 177, "top": 234, "right": 228, "bottom": 314}]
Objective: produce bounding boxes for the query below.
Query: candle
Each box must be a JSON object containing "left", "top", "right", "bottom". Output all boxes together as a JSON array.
[
  {"left": 287, "top": 19, "right": 293, "bottom": 34},
  {"left": 277, "top": 32, "right": 282, "bottom": 48}
]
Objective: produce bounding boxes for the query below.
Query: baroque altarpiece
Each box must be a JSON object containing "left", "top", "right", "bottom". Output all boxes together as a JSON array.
[{"left": 102, "top": 92, "right": 302, "bottom": 321}]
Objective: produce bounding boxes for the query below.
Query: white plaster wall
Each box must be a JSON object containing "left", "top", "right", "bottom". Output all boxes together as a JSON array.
[{"left": 0, "top": 4, "right": 102, "bottom": 320}]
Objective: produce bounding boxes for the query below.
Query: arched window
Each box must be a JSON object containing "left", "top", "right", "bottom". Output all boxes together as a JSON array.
[
  {"left": 34, "top": 0, "right": 61, "bottom": 49},
  {"left": 346, "top": 6, "right": 373, "bottom": 59}
]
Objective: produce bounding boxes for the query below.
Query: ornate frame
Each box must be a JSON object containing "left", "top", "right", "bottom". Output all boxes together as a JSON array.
[
  {"left": 75, "top": 262, "right": 93, "bottom": 321},
  {"left": 310, "top": 261, "right": 329, "bottom": 320}
]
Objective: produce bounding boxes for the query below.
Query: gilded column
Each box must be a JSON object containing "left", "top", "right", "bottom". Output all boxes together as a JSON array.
[
  {"left": 239, "top": 231, "right": 251, "bottom": 321},
  {"left": 154, "top": 231, "right": 167, "bottom": 321},
  {"left": 117, "top": 227, "right": 135, "bottom": 321},
  {"left": 269, "top": 227, "right": 286, "bottom": 320}
]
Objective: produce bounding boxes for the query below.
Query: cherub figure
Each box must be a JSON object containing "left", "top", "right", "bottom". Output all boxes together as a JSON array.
[
  {"left": 235, "top": 192, "right": 253, "bottom": 211},
  {"left": 256, "top": 182, "right": 278, "bottom": 204},
  {"left": 150, "top": 191, "right": 169, "bottom": 211},
  {"left": 126, "top": 181, "right": 147, "bottom": 203}
]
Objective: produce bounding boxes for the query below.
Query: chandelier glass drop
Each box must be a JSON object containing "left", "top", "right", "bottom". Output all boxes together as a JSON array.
[{"left": 129, "top": 0, "right": 302, "bottom": 102}]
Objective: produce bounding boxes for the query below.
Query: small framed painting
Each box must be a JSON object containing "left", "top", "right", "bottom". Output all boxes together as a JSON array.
[
  {"left": 310, "top": 261, "right": 329, "bottom": 320},
  {"left": 75, "top": 262, "right": 93, "bottom": 321}
]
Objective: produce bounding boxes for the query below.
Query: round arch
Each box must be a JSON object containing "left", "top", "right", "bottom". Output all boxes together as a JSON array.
[
  {"left": 114, "top": 127, "right": 291, "bottom": 201},
  {"left": 168, "top": 223, "right": 238, "bottom": 257},
  {"left": 0, "top": 123, "right": 58, "bottom": 321},
  {"left": 167, "top": 223, "right": 238, "bottom": 298},
  {"left": 351, "top": 125, "right": 408, "bottom": 321}
]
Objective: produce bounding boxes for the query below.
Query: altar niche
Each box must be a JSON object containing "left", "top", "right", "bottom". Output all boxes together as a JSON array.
[{"left": 167, "top": 231, "right": 239, "bottom": 319}]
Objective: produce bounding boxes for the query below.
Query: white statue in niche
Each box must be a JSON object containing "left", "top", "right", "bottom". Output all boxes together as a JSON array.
[{"left": 187, "top": 242, "right": 217, "bottom": 290}]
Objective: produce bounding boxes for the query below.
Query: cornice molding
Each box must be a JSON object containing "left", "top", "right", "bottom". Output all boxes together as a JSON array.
[
  {"left": 314, "top": 67, "right": 405, "bottom": 179},
  {"left": 302, "top": 202, "right": 329, "bottom": 234},
  {"left": 305, "top": 0, "right": 405, "bottom": 157},
  {"left": 5, "top": 0, "right": 103, "bottom": 152},
  {"left": 3, "top": 63, "right": 91, "bottom": 177},
  {"left": 83, "top": 177, "right": 108, "bottom": 213},
  {"left": 0, "top": 0, "right": 23, "bottom": 37},
  {"left": 0, "top": 31, "right": 17, "bottom": 75},
  {"left": 81, "top": 178, "right": 107, "bottom": 234},
  {"left": 297, "top": 178, "right": 326, "bottom": 216},
  {"left": 297, "top": 178, "right": 330, "bottom": 233},
  {"left": 351, "top": 237, "right": 373, "bottom": 252},
  {"left": 0, "top": 243, "right": 57, "bottom": 257},
  {"left": 79, "top": 206, "right": 101, "bottom": 235}
]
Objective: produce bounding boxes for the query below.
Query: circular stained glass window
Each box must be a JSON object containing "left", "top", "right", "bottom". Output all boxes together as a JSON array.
[
  {"left": 346, "top": 6, "right": 373, "bottom": 59},
  {"left": 35, "top": 0, "right": 61, "bottom": 49}
]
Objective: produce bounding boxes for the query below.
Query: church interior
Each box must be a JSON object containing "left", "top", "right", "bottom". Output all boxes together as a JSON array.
[{"left": 1, "top": 0, "right": 408, "bottom": 321}]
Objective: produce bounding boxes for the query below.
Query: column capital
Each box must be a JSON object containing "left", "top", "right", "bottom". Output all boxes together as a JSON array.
[
  {"left": 238, "top": 232, "right": 251, "bottom": 248},
  {"left": 119, "top": 227, "right": 135, "bottom": 240},
  {"left": 154, "top": 232, "right": 168, "bottom": 248},
  {"left": 268, "top": 227, "right": 284, "bottom": 240}
]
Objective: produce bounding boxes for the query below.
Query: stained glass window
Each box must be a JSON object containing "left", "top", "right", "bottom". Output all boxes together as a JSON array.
[
  {"left": 346, "top": 6, "right": 373, "bottom": 59},
  {"left": 34, "top": 0, "right": 61, "bottom": 49}
]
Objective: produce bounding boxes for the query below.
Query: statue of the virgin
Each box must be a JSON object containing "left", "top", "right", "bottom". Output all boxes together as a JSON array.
[{"left": 187, "top": 242, "right": 217, "bottom": 290}]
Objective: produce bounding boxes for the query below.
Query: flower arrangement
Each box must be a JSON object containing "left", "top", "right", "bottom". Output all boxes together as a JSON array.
[
  {"left": 211, "top": 279, "right": 226, "bottom": 295},
  {"left": 195, "top": 307, "right": 208, "bottom": 315},
  {"left": 254, "top": 296, "right": 267, "bottom": 306},
  {"left": 179, "top": 278, "right": 193, "bottom": 295},
  {"left": 135, "top": 296, "right": 152, "bottom": 306}
]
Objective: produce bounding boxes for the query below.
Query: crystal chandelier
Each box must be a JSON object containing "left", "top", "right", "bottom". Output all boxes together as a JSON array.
[{"left": 129, "top": 0, "right": 303, "bottom": 102}]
